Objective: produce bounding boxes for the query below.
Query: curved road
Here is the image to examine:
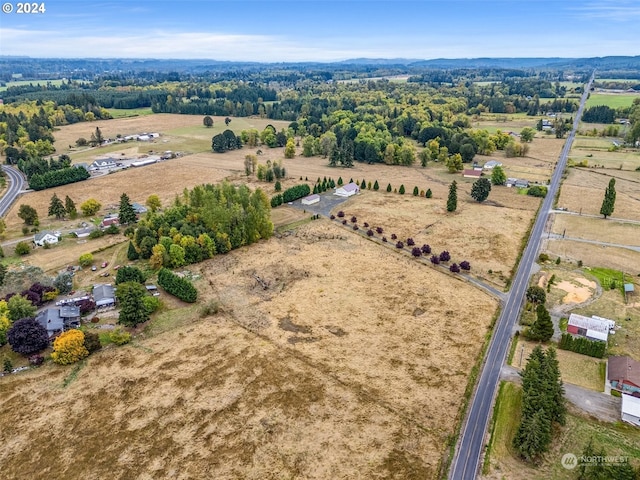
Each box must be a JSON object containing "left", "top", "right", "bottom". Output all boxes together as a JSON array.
[
  {"left": 449, "top": 73, "right": 595, "bottom": 480},
  {"left": 0, "top": 165, "right": 26, "bottom": 217}
]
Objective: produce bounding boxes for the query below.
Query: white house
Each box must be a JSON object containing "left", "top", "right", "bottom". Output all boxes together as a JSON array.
[
  {"left": 34, "top": 231, "right": 60, "bottom": 247},
  {"left": 483, "top": 160, "right": 503, "bottom": 170},
  {"left": 335, "top": 183, "right": 360, "bottom": 197},
  {"left": 621, "top": 394, "right": 640, "bottom": 427},
  {"left": 567, "top": 313, "right": 615, "bottom": 342},
  {"left": 301, "top": 194, "right": 320, "bottom": 206},
  {"left": 90, "top": 158, "right": 117, "bottom": 170}
]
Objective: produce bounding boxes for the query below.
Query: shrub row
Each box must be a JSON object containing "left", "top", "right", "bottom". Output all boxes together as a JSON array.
[
  {"left": 29, "top": 166, "right": 90, "bottom": 191},
  {"left": 158, "top": 268, "right": 198, "bottom": 303},
  {"left": 558, "top": 332, "right": 606, "bottom": 358}
]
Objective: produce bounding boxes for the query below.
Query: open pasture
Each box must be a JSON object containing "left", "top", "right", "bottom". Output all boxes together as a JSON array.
[
  {"left": 0, "top": 219, "right": 498, "bottom": 479},
  {"left": 586, "top": 92, "right": 640, "bottom": 109}
]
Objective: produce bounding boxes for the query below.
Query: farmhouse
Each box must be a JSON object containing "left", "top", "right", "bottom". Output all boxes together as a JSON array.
[
  {"left": 462, "top": 169, "right": 482, "bottom": 179},
  {"left": 301, "top": 194, "right": 320, "bottom": 206},
  {"left": 607, "top": 356, "right": 640, "bottom": 396},
  {"left": 36, "top": 306, "right": 81, "bottom": 338},
  {"left": 90, "top": 158, "right": 117, "bottom": 171},
  {"left": 567, "top": 313, "right": 615, "bottom": 342},
  {"left": 483, "top": 160, "right": 503, "bottom": 170},
  {"left": 93, "top": 284, "right": 116, "bottom": 308},
  {"left": 101, "top": 214, "right": 119, "bottom": 228},
  {"left": 73, "top": 227, "right": 95, "bottom": 238},
  {"left": 621, "top": 394, "right": 640, "bottom": 427},
  {"left": 33, "top": 231, "right": 60, "bottom": 247},
  {"left": 335, "top": 183, "right": 360, "bottom": 197}
]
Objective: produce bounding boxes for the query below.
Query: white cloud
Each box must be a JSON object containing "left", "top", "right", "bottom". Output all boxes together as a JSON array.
[{"left": 573, "top": 0, "right": 640, "bottom": 21}]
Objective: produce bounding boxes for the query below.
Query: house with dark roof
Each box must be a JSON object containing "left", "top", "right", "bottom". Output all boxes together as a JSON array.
[
  {"left": 607, "top": 356, "right": 640, "bottom": 396},
  {"left": 100, "top": 214, "right": 119, "bottom": 228},
  {"left": 36, "top": 306, "right": 81, "bottom": 338},
  {"left": 93, "top": 284, "right": 116, "bottom": 308}
]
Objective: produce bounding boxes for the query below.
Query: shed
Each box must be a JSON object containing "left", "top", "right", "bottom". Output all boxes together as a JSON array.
[
  {"left": 515, "top": 180, "right": 530, "bottom": 188},
  {"left": 335, "top": 183, "right": 360, "bottom": 197},
  {"left": 462, "top": 169, "right": 482, "bottom": 179},
  {"left": 607, "top": 356, "right": 640, "bottom": 395},
  {"left": 483, "top": 160, "right": 503, "bottom": 170},
  {"left": 621, "top": 394, "right": 640, "bottom": 427},
  {"left": 301, "top": 194, "right": 320, "bottom": 205},
  {"left": 73, "top": 227, "right": 95, "bottom": 238},
  {"left": 101, "top": 215, "right": 119, "bottom": 228}
]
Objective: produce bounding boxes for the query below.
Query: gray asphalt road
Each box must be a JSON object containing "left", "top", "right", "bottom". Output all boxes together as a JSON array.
[
  {"left": 0, "top": 165, "right": 25, "bottom": 217},
  {"left": 449, "top": 72, "right": 595, "bottom": 480},
  {"left": 500, "top": 365, "right": 620, "bottom": 423}
]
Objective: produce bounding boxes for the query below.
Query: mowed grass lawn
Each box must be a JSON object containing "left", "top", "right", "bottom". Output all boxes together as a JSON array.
[
  {"left": 106, "top": 108, "right": 154, "bottom": 118},
  {"left": 586, "top": 93, "right": 640, "bottom": 109},
  {"left": 485, "top": 381, "right": 640, "bottom": 479},
  {"left": 0, "top": 79, "right": 67, "bottom": 91}
]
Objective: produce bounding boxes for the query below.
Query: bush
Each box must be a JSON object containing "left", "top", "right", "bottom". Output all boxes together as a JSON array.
[
  {"left": 78, "top": 253, "right": 93, "bottom": 267},
  {"left": 281, "top": 184, "right": 311, "bottom": 203},
  {"left": 426, "top": 189, "right": 432, "bottom": 198},
  {"left": 15, "top": 241, "right": 31, "bottom": 256},
  {"left": 351, "top": 216, "right": 357, "bottom": 223},
  {"left": 157, "top": 268, "right": 198, "bottom": 303},
  {"left": 29, "top": 354, "right": 44, "bottom": 366},
  {"left": 363, "top": 222, "right": 369, "bottom": 228},
  {"left": 352, "top": 225, "right": 359, "bottom": 231},
  {"left": 142, "top": 296, "right": 161, "bottom": 315},
  {"left": 337, "top": 211, "right": 345, "bottom": 218},
  {"left": 200, "top": 300, "right": 220, "bottom": 318},
  {"left": 430, "top": 255, "right": 440, "bottom": 265},
  {"left": 411, "top": 247, "right": 422, "bottom": 257},
  {"left": 367, "top": 229, "right": 374, "bottom": 236},
  {"left": 395, "top": 241, "right": 404, "bottom": 249},
  {"left": 376, "top": 226, "right": 383, "bottom": 234},
  {"left": 439, "top": 250, "right": 451, "bottom": 262},
  {"left": 450, "top": 263, "right": 460, "bottom": 272},
  {"left": 391, "top": 234, "right": 397, "bottom": 240},
  {"left": 109, "top": 328, "right": 131, "bottom": 346},
  {"left": 51, "top": 329, "right": 89, "bottom": 365},
  {"left": 115, "top": 266, "right": 145, "bottom": 285},
  {"left": 406, "top": 238, "right": 415, "bottom": 246},
  {"left": 527, "top": 185, "right": 547, "bottom": 198},
  {"left": 342, "top": 219, "right": 347, "bottom": 225},
  {"left": 421, "top": 244, "right": 431, "bottom": 254},
  {"left": 538, "top": 253, "right": 550, "bottom": 263},
  {"left": 382, "top": 236, "right": 387, "bottom": 242},
  {"left": 270, "top": 194, "right": 283, "bottom": 208},
  {"left": 399, "top": 185, "right": 405, "bottom": 195},
  {"left": 330, "top": 214, "right": 335, "bottom": 220},
  {"left": 460, "top": 260, "right": 471, "bottom": 271}
]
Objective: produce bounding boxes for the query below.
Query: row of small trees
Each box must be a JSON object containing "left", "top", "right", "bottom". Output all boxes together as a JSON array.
[
  {"left": 29, "top": 166, "right": 90, "bottom": 191},
  {"left": 331, "top": 211, "right": 471, "bottom": 272},
  {"left": 558, "top": 333, "right": 607, "bottom": 358},
  {"left": 271, "top": 183, "right": 312, "bottom": 207}
]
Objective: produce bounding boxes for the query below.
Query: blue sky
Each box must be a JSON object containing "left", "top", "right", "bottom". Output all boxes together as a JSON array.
[{"left": 1, "top": 0, "right": 639, "bottom": 61}]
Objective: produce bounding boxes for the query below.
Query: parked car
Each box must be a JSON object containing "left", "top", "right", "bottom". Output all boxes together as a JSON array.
[
  {"left": 101, "top": 272, "right": 110, "bottom": 277},
  {"left": 101, "top": 261, "right": 108, "bottom": 268},
  {"left": 91, "top": 266, "right": 97, "bottom": 271},
  {"left": 113, "top": 265, "right": 121, "bottom": 270}
]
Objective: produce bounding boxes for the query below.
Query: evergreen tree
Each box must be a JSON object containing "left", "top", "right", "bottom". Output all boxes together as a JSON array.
[
  {"left": 360, "top": 179, "right": 366, "bottom": 189},
  {"left": 118, "top": 193, "right": 137, "bottom": 225},
  {"left": 116, "top": 282, "right": 149, "bottom": 327},
  {"left": 527, "top": 304, "right": 554, "bottom": 342},
  {"left": 471, "top": 178, "right": 492, "bottom": 202},
  {"left": 373, "top": 180, "right": 379, "bottom": 191},
  {"left": 543, "top": 347, "right": 566, "bottom": 425},
  {"left": 48, "top": 193, "right": 66, "bottom": 219},
  {"left": 426, "top": 188, "right": 433, "bottom": 198},
  {"left": 127, "top": 241, "right": 139, "bottom": 260},
  {"left": 64, "top": 195, "right": 77, "bottom": 219},
  {"left": 413, "top": 186, "right": 419, "bottom": 196},
  {"left": 513, "top": 408, "right": 551, "bottom": 463},
  {"left": 399, "top": 184, "right": 405, "bottom": 194},
  {"left": 447, "top": 181, "right": 457, "bottom": 212},
  {"left": 599, "top": 178, "right": 616, "bottom": 219},
  {"left": 386, "top": 183, "right": 392, "bottom": 192}
]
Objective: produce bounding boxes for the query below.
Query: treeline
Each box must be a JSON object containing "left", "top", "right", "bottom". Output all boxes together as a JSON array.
[
  {"left": 271, "top": 184, "right": 311, "bottom": 207},
  {"left": 582, "top": 105, "right": 616, "bottom": 123},
  {"left": 558, "top": 333, "right": 606, "bottom": 358},
  {"left": 157, "top": 268, "right": 197, "bottom": 303},
  {"left": 128, "top": 182, "right": 272, "bottom": 268},
  {"left": 513, "top": 346, "right": 566, "bottom": 462},
  {"left": 29, "top": 166, "right": 90, "bottom": 191}
]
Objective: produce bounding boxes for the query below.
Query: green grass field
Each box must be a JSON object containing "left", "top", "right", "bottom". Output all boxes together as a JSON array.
[
  {"left": 106, "top": 108, "right": 154, "bottom": 118},
  {"left": 586, "top": 93, "right": 639, "bottom": 109},
  {"left": 0, "top": 79, "right": 68, "bottom": 92}
]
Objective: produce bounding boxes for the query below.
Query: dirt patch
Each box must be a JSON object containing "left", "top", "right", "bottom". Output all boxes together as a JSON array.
[{"left": 554, "top": 280, "right": 594, "bottom": 304}]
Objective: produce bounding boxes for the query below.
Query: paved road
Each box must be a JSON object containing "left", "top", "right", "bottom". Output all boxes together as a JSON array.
[
  {"left": 0, "top": 165, "right": 25, "bottom": 217},
  {"left": 500, "top": 365, "right": 620, "bottom": 423},
  {"left": 448, "top": 72, "right": 595, "bottom": 480}
]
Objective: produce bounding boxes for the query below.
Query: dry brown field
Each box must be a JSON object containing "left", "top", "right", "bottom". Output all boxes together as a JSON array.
[
  {"left": 550, "top": 214, "right": 640, "bottom": 246},
  {"left": 0, "top": 220, "right": 498, "bottom": 479}
]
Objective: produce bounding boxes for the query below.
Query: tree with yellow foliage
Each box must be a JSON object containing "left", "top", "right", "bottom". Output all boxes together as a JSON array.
[
  {"left": 0, "top": 300, "right": 10, "bottom": 346},
  {"left": 51, "top": 329, "right": 89, "bottom": 365}
]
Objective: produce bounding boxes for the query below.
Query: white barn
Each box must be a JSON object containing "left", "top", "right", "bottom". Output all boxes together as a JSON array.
[
  {"left": 301, "top": 194, "right": 320, "bottom": 205},
  {"left": 621, "top": 394, "right": 640, "bottom": 427},
  {"left": 567, "top": 313, "right": 615, "bottom": 342},
  {"left": 335, "top": 183, "right": 360, "bottom": 197}
]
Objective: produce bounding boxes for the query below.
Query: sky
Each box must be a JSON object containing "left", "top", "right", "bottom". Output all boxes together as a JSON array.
[{"left": 1, "top": 0, "right": 639, "bottom": 62}]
